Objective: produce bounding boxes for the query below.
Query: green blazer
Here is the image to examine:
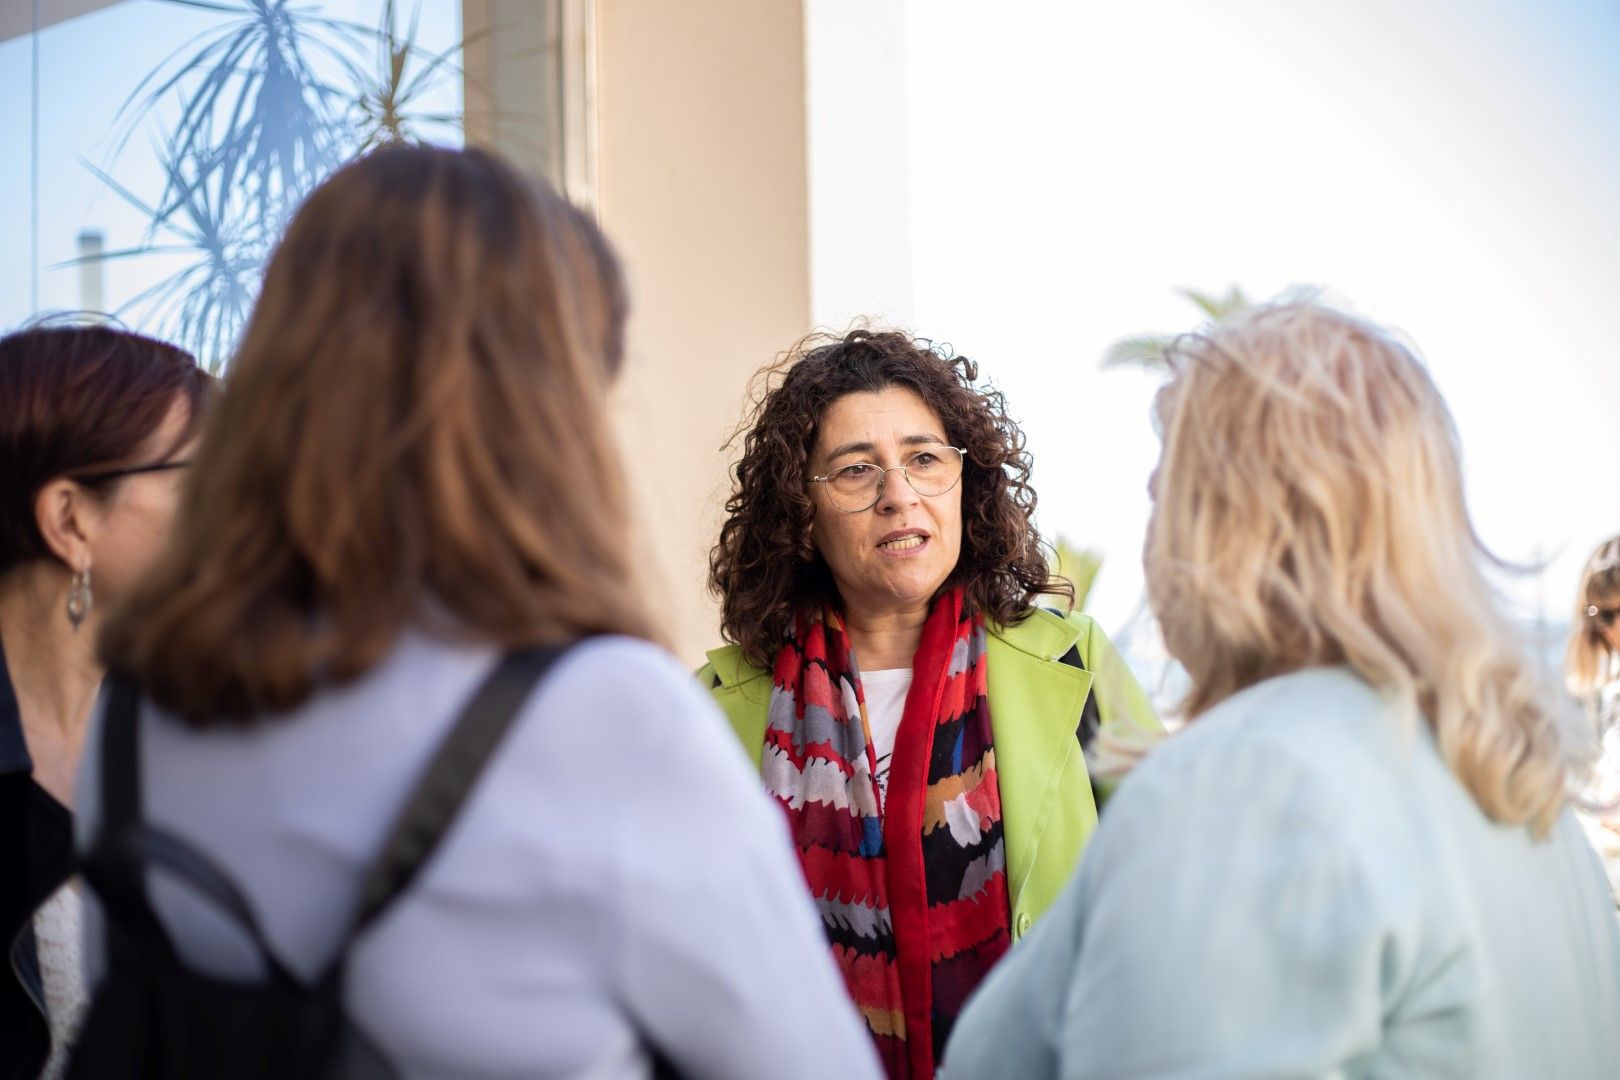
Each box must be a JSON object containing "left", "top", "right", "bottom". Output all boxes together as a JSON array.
[{"left": 696, "top": 607, "right": 1162, "bottom": 942}]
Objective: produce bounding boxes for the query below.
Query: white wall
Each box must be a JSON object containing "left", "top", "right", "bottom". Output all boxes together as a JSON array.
[{"left": 806, "top": 0, "right": 914, "bottom": 332}]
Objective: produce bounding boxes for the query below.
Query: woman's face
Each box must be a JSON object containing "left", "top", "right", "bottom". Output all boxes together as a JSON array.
[
  {"left": 79, "top": 397, "right": 196, "bottom": 610},
  {"left": 1591, "top": 594, "right": 1620, "bottom": 654},
  {"left": 809, "top": 386, "right": 963, "bottom": 619}
]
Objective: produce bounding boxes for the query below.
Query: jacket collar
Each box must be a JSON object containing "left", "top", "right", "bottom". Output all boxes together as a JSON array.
[
  {"left": 989, "top": 606, "right": 1086, "bottom": 663},
  {"left": 0, "top": 637, "right": 28, "bottom": 776},
  {"left": 706, "top": 606, "right": 1094, "bottom": 933},
  {"left": 704, "top": 640, "right": 764, "bottom": 690},
  {"left": 703, "top": 606, "right": 1085, "bottom": 688}
]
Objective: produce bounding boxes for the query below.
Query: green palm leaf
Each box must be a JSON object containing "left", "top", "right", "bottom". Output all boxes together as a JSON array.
[{"left": 1100, "top": 285, "right": 1255, "bottom": 372}]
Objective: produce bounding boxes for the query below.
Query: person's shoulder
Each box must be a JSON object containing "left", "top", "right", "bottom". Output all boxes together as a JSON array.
[
  {"left": 548, "top": 635, "right": 704, "bottom": 702},
  {"left": 694, "top": 642, "right": 771, "bottom": 693},
  {"left": 500, "top": 636, "right": 751, "bottom": 786},
  {"left": 1112, "top": 668, "right": 1390, "bottom": 821},
  {"left": 992, "top": 604, "right": 1091, "bottom": 632}
]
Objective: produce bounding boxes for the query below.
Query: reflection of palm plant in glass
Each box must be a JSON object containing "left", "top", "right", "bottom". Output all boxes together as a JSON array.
[
  {"left": 112, "top": 0, "right": 360, "bottom": 231},
  {"left": 80, "top": 0, "right": 467, "bottom": 370},
  {"left": 354, "top": 0, "right": 467, "bottom": 150},
  {"left": 82, "top": 139, "right": 267, "bottom": 373}
]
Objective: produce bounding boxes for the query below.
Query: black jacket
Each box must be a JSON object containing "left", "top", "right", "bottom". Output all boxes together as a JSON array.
[{"left": 0, "top": 642, "right": 76, "bottom": 1080}]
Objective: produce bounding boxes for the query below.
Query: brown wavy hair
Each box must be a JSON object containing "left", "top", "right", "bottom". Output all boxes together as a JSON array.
[
  {"left": 101, "top": 144, "right": 653, "bottom": 724},
  {"left": 1565, "top": 535, "right": 1620, "bottom": 695},
  {"left": 710, "top": 329, "right": 1068, "bottom": 669}
]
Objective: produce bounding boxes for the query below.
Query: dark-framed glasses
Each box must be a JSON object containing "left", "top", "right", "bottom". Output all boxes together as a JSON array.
[
  {"left": 810, "top": 446, "right": 966, "bottom": 513},
  {"left": 1588, "top": 604, "right": 1620, "bottom": 629},
  {"left": 72, "top": 459, "right": 193, "bottom": 486}
]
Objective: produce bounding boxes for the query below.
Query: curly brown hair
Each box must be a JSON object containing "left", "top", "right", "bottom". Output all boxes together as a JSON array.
[{"left": 709, "top": 329, "right": 1070, "bottom": 669}]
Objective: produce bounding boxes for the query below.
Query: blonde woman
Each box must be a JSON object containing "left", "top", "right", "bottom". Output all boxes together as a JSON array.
[{"left": 945, "top": 301, "right": 1620, "bottom": 1078}]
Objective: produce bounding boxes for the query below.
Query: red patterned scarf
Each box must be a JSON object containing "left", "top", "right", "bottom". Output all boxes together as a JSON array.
[{"left": 763, "top": 586, "right": 1011, "bottom": 1079}]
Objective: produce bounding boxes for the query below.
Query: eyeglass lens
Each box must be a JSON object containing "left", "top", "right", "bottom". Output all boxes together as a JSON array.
[{"left": 824, "top": 449, "right": 963, "bottom": 511}]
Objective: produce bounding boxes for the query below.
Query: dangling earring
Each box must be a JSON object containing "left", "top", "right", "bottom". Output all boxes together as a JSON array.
[{"left": 66, "top": 567, "right": 93, "bottom": 631}]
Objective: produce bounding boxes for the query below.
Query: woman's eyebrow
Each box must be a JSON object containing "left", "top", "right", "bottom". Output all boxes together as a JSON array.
[
  {"left": 824, "top": 434, "right": 946, "bottom": 463},
  {"left": 824, "top": 440, "right": 876, "bottom": 462}
]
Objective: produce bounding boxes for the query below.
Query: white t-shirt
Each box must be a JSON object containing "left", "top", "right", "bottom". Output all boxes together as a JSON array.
[
  {"left": 78, "top": 633, "right": 882, "bottom": 1080},
  {"left": 861, "top": 668, "right": 912, "bottom": 801}
]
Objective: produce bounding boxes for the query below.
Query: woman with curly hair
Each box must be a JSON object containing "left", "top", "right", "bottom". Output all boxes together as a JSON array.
[
  {"left": 701, "top": 329, "right": 1161, "bottom": 1080},
  {"left": 945, "top": 301, "right": 1620, "bottom": 1078}
]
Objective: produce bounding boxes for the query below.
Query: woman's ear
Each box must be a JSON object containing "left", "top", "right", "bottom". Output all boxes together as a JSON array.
[{"left": 33, "top": 479, "right": 96, "bottom": 573}]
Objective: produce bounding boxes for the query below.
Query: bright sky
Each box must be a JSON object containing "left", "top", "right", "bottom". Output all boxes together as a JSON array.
[{"left": 812, "top": 0, "right": 1620, "bottom": 663}]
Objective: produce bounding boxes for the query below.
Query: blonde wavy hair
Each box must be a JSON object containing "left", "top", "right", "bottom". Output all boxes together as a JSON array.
[
  {"left": 1564, "top": 535, "right": 1620, "bottom": 694},
  {"left": 1146, "top": 299, "right": 1577, "bottom": 835}
]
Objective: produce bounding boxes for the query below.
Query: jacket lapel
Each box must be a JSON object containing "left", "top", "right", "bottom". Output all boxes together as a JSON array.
[
  {"left": 704, "top": 609, "right": 1099, "bottom": 938},
  {"left": 705, "top": 645, "right": 773, "bottom": 770},
  {"left": 985, "top": 609, "right": 1096, "bottom": 936}
]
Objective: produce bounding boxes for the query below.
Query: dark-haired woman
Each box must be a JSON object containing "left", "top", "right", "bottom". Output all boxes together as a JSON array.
[
  {"left": 702, "top": 329, "right": 1162, "bottom": 1079},
  {"left": 77, "top": 147, "right": 880, "bottom": 1080},
  {"left": 0, "top": 325, "right": 208, "bottom": 1080}
]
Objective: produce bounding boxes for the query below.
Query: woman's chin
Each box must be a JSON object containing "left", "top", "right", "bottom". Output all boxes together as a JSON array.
[{"left": 871, "top": 574, "right": 950, "bottom": 612}]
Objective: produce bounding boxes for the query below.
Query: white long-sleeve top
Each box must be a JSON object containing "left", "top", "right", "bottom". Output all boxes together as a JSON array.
[{"left": 77, "top": 632, "right": 882, "bottom": 1080}]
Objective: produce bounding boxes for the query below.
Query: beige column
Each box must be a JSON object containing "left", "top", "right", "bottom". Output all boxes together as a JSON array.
[{"left": 596, "top": 0, "right": 812, "bottom": 665}]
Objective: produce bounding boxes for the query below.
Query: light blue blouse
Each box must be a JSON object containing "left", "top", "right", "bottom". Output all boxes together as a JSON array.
[{"left": 944, "top": 667, "right": 1620, "bottom": 1079}]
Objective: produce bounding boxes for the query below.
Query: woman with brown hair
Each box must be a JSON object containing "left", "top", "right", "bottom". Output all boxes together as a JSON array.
[
  {"left": 945, "top": 300, "right": 1620, "bottom": 1078},
  {"left": 702, "top": 330, "right": 1162, "bottom": 1079},
  {"left": 1564, "top": 535, "right": 1620, "bottom": 888},
  {"left": 76, "top": 146, "right": 879, "bottom": 1079},
  {"left": 0, "top": 325, "right": 208, "bottom": 1080}
]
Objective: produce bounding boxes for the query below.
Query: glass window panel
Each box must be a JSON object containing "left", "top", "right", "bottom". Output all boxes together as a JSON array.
[{"left": 2, "top": 0, "right": 468, "bottom": 371}]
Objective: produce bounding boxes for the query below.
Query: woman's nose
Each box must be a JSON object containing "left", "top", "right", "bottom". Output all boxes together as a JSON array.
[{"left": 873, "top": 466, "right": 919, "bottom": 512}]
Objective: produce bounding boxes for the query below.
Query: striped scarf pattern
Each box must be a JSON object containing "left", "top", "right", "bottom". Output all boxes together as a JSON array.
[{"left": 764, "top": 587, "right": 1011, "bottom": 1079}]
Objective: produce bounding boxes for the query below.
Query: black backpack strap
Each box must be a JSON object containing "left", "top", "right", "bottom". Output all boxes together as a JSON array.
[
  {"left": 90, "top": 675, "right": 303, "bottom": 980},
  {"left": 85, "top": 676, "right": 179, "bottom": 964},
  {"left": 347, "top": 645, "right": 569, "bottom": 937},
  {"left": 98, "top": 675, "right": 143, "bottom": 842},
  {"left": 121, "top": 825, "right": 307, "bottom": 983}
]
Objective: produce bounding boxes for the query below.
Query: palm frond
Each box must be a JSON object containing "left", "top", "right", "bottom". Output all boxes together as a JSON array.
[
  {"left": 1101, "top": 334, "right": 1175, "bottom": 371},
  {"left": 1101, "top": 285, "right": 1256, "bottom": 372},
  {"left": 1050, "top": 539, "right": 1104, "bottom": 611},
  {"left": 1176, "top": 285, "right": 1251, "bottom": 321},
  {"left": 350, "top": 0, "right": 468, "bottom": 148}
]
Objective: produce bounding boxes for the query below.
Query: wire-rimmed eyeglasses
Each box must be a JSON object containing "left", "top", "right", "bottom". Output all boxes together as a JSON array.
[{"left": 810, "top": 446, "right": 966, "bottom": 513}]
